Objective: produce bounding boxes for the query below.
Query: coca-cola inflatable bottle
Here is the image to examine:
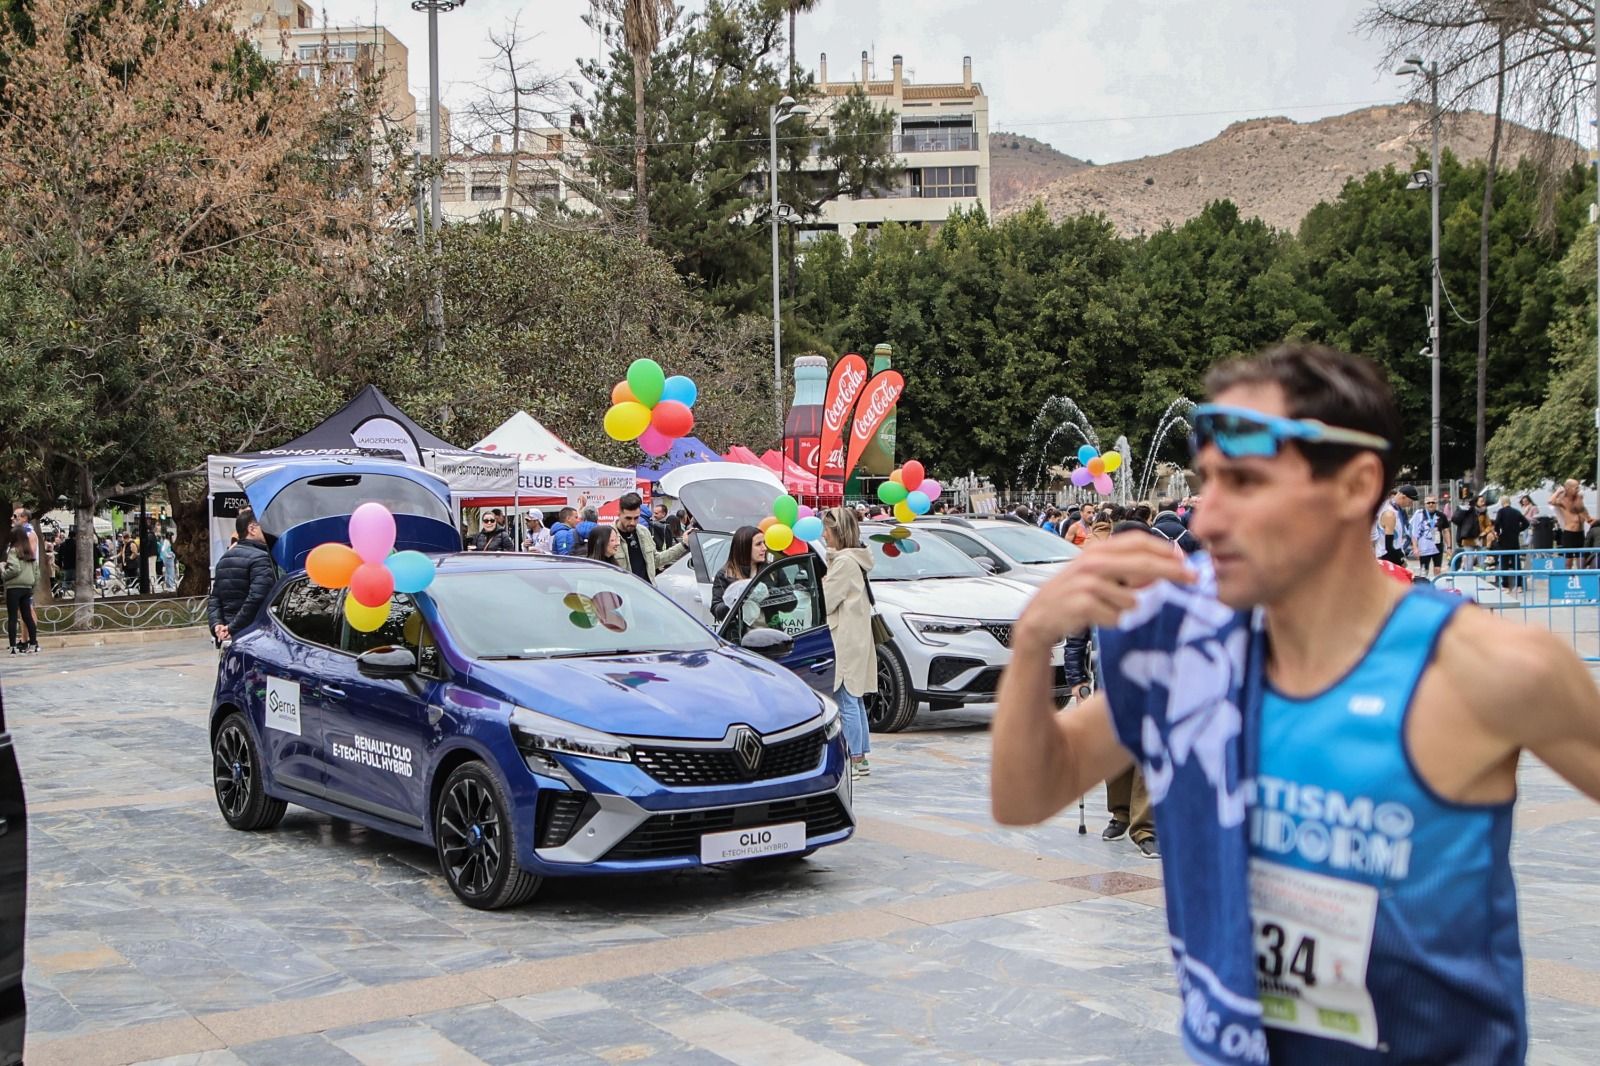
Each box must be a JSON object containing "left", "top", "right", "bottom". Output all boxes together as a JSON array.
[{"left": 783, "top": 355, "right": 828, "bottom": 493}]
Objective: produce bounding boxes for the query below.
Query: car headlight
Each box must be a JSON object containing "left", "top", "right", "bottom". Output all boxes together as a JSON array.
[
  {"left": 817, "top": 691, "right": 842, "bottom": 739},
  {"left": 903, "top": 613, "right": 983, "bottom": 647},
  {"left": 510, "top": 707, "right": 633, "bottom": 763}
]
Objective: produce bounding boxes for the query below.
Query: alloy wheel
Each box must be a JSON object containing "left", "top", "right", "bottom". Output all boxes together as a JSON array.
[
  {"left": 439, "top": 775, "right": 503, "bottom": 898},
  {"left": 213, "top": 724, "right": 252, "bottom": 820}
]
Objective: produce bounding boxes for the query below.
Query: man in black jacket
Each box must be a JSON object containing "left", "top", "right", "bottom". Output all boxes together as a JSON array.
[
  {"left": 207, "top": 509, "right": 275, "bottom": 644},
  {"left": 1493, "top": 497, "right": 1530, "bottom": 590},
  {"left": 1151, "top": 500, "right": 1201, "bottom": 554}
]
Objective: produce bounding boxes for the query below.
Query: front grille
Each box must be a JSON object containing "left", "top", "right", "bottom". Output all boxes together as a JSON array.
[
  {"left": 603, "top": 792, "right": 853, "bottom": 861},
  {"left": 633, "top": 729, "right": 826, "bottom": 787},
  {"left": 928, "top": 655, "right": 985, "bottom": 688},
  {"left": 536, "top": 791, "right": 594, "bottom": 848},
  {"left": 982, "top": 622, "right": 1014, "bottom": 647},
  {"left": 966, "top": 664, "right": 1070, "bottom": 698}
]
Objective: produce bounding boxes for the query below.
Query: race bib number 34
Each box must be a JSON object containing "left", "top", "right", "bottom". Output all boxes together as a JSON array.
[{"left": 1249, "top": 858, "right": 1380, "bottom": 1050}]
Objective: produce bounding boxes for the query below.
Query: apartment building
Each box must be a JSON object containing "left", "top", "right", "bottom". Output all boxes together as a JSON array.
[
  {"left": 233, "top": 0, "right": 419, "bottom": 137},
  {"left": 805, "top": 51, "right": 990, "bottom": 240},
  {"left": 438, "top": 128, "right": 600, "bottom": 223}
]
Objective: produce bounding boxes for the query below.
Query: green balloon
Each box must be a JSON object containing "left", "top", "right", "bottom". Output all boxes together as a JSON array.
[
  {"left": 877, "top": 481, "right": 908, "bottom": 505},
  {"left": 773, "top": 494, "right": 800, "bottom": 526},
  {"left": 627, "top": 358, "right": 666, "bottom": 408}
]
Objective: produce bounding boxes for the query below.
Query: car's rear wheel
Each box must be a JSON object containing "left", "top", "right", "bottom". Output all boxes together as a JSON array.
[
  {"left": 867, "top": 642, "right": 917, "bottom": 733},
  {"left": 435, "top": 762, "right": 541, "bottom": 910},
  {"left": 212, "top": 713, "right": 286, "bottom": 831}
]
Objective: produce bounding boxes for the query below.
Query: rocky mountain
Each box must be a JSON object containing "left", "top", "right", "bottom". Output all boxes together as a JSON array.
[
  {"left": 1001, "top": 105, "right": 1577, "bottom": 236},
  {"left": 988, "top": 131, "right": 1094, "bottom": 212}
]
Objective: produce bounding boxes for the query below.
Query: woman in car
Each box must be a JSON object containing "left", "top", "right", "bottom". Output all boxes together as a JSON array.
[
  {"left": 821, "top": 507, "right": 876, "bottom": 777},
  {"left": 583, "top": 524, "right": 620, "bottom": 566},
  {"left": 712, "top": 526, "right": 767, "bottom": 622}
]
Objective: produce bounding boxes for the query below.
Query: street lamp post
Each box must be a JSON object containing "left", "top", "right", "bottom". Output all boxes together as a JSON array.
[
  {"left": 410, "top": 0, "right": 463, "bottom": 235},
  {"left": 1399, "top": 56, "right": 1441, "bottom": 502},
  {"left": 769, "top": 96, "right": 810, "bottom": 437}
]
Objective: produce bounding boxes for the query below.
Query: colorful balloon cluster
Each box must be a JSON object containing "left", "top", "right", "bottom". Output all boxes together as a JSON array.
[
  {"left": 759, "top": 494, "right": 821, "bottom": 555},
  {"left": 305, "top": 502, "right": 438, "bottom": 632},
  {"left": 870, "top": 527, "right": 920, "bottom": 558},
  {"left": 875, "top": 460, "right": 942, "bottom": 524},
  {"left": 604, "top": 358, "right": 699, "bottom": 458},
  {"left": 1070, "top": 444, "right": 1122, "bottom": 495}
]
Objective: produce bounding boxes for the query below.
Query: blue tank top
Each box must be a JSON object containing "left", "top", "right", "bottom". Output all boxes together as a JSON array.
[{"left": 1249, "top": 589, "right": 1525, "bottom": 1064}]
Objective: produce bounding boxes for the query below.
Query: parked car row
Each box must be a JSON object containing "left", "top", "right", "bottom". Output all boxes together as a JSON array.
[{"left": 206, "top": 460, "right": 1066, "bottom": 911}]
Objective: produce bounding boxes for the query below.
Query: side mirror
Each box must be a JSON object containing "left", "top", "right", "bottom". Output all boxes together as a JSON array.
[
  {"left": 739, "top": 627, "right": 794, "bottom": 662},
  {"left": 357, "top": 646, "right": 417, "bottom": 679},
  {"left": 977, "top": 556, "right": 997, "bottom": 573}
]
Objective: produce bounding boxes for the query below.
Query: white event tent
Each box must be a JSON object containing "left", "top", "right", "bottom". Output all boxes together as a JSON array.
[{"left": 467, "top": 411, "right": 640, "bottom": 510}]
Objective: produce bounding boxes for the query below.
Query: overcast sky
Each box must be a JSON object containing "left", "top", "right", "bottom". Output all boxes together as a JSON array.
[{"left": 314, "top": 0, "right": 1403, "bottom": 163}]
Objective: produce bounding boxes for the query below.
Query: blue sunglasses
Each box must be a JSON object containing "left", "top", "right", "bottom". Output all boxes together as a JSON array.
[{"left": 1189, "top": 404, "right": 1391, "bottom": 460}]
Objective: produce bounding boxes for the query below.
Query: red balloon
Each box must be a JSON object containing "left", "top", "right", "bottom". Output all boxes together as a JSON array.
[
  {"left": 783, "top": 540, "right": 807, "bottom": 556},
  {"left": 349, "top": 562, "right": 395, "bottom": 608},
  {"left": 901, "top": 460, "right": 925, "bottom": 492},
  {"left": 651, "top": 400, "right": 694, "bottom": 438}
]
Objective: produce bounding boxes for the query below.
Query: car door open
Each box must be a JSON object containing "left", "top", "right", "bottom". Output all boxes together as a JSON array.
[{"left": 720, "top": 554, "right": 837, "bottom": 696}]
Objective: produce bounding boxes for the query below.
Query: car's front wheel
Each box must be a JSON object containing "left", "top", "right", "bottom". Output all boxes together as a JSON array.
[
  {"left": 212, "top": 713, "right": 286, "bottom": 831},
  {"left": 434, "top": 762, "right": 541, "bottom": 910},
  {"left": 867, "top": 642, "right": 918, "bottom": 733}
]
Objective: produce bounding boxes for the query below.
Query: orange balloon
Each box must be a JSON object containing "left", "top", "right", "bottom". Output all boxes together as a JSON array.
[
  {"left": 1087, "top": 457, "right": 1106, "bottom": 477},
  {"left": 306, "top": 543, "right": 362, "bottom": 588},
  {"left": 611, "top": 381, "right": 637, "bottom": 406},
  {"left": 889, "top": 470, "right": 904, "bottom": 485},
  {"left": 759, "top": 516, "right": 779, "bottom": 532}
]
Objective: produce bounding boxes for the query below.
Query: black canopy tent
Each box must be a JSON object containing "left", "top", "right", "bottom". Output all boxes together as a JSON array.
[{"left": 205, "top": 385, "right": 516, "bottom": 570}]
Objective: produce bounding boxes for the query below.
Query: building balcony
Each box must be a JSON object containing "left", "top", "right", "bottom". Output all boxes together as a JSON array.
[{"left": 894, "top": 130, "right": 978, "bottom": 153}]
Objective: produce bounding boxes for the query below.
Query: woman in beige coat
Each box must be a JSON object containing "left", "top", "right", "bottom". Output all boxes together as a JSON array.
[{"left": 822, "top": 507, "right": 877, "bottom": 776}]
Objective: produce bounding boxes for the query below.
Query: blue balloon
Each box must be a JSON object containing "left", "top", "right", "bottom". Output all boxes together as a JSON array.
[
  {"left": 385, "top": 550, "right": 436, "bottom": 594},
  {"left": 1077, "top": 444, "right": 1098, "bottom": 465},
  {"left": 661, "top": 375, "right": 699, "bottom": 409},
  {"left": 906, "top": 490, "right": 931, "bottom": 515},
  {"left": 793, "top": 516, "right": 824, "bottom": 542}
]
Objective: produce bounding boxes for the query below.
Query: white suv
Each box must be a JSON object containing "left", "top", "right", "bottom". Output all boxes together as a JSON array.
[
  {"left": 918, "top": 516, "right": 1080, "bottom": 588},
  {"left": 655, "top": 464, "right": 1070, "bottom": 732}
]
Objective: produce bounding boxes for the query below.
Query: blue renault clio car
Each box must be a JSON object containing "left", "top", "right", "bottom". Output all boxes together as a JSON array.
[{"left": 209, "top": 460, "right": 852, "bottom": 909}]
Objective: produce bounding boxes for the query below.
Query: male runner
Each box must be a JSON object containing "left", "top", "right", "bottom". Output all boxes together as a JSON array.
[{"left": 993, "top": 343, "right": 1600, "bottom": 1065}]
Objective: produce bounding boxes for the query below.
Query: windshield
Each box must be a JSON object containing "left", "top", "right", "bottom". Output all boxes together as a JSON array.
[
  {"left": 861, "top": 526, "right": 986, "bottom": 580},
  {"left": 979, "top": 524, "right": 1081, "bottom": 564},
  {"left": 428, "top": 566, "right": 718, "bottom": 659}
]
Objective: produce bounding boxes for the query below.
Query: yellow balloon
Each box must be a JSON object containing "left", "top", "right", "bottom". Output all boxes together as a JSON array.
[
  {"left": 1102, "top": 450, "right": 1122, "bottom": 473},
  {"left": 604, "top": 401, "right": 652, "bottom": 442},
  {"left": 344, "top": 594, "right": 390, "bottom": 633},
  {"left": 764, "top": 523, "right": 795, "bottom": 552},
  {"left": 893, "top": 501, "right": 917, "bottom": 524}
]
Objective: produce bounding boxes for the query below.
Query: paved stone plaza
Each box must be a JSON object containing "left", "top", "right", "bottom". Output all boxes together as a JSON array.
[{"left": 7, "top": 637, "right": 1600, "bottom": 1065}]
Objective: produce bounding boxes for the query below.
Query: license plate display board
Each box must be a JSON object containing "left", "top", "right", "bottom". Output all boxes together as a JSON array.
[{"left": 700, "top": 820, "right": 806, "bottom": 863}]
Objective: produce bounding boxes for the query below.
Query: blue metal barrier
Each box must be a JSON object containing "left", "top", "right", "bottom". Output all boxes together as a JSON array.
[{"left": 1442, "top": 548, "right": 1600, "bottom": 662}]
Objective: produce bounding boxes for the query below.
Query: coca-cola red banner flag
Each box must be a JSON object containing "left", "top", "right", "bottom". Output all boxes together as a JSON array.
[
  {"left": 844, "top": 370, "right": 904, "bottom": 481},
  {"left": 818, "top": 353, "right": 868, "bottom": 481}
]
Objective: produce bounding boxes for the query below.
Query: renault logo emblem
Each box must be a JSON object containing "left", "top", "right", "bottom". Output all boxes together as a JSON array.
[{"left": 730, "top": 725, "right": 763, "bottom": 775}]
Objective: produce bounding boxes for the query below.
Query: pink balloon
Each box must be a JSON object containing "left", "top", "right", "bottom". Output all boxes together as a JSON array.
[
  {"left": 1093, "top": 473, "right": 1114, "bottom": 495},
  {"left": 349, "top": 502, "right": 396, "bottom": 564},
  {"left": 798, "top": 505, "right": 816, "bottom": 519},
  {"left": 921, "top": 479, "right": 943, "bottom": 502},
  {"left": 1070, "top": 468, "right": 1094, "bottom": 487},
  {"left": 639, "top": 425, "right": 673, "bottom": 457}
]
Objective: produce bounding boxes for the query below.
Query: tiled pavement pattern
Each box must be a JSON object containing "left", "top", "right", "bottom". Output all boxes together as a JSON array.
[{"left": 6, "top": 638, "right": 1600, "bottom": 1065}]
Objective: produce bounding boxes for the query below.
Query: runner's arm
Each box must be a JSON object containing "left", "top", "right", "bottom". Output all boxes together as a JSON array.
[
  {"left": 991, "top": 677, "right": 1130, "bottom": 825},
  {"left": 1455, "top": 612, "right": 1600, "bottom": 803}
]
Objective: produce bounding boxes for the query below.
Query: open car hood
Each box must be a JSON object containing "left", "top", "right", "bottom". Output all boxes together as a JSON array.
[
  {"left": 239, "top": 458, "right": 460, "bottom": 571},
  {"left": 658, "top": 462, "right": 785, "bottom": 534}
]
